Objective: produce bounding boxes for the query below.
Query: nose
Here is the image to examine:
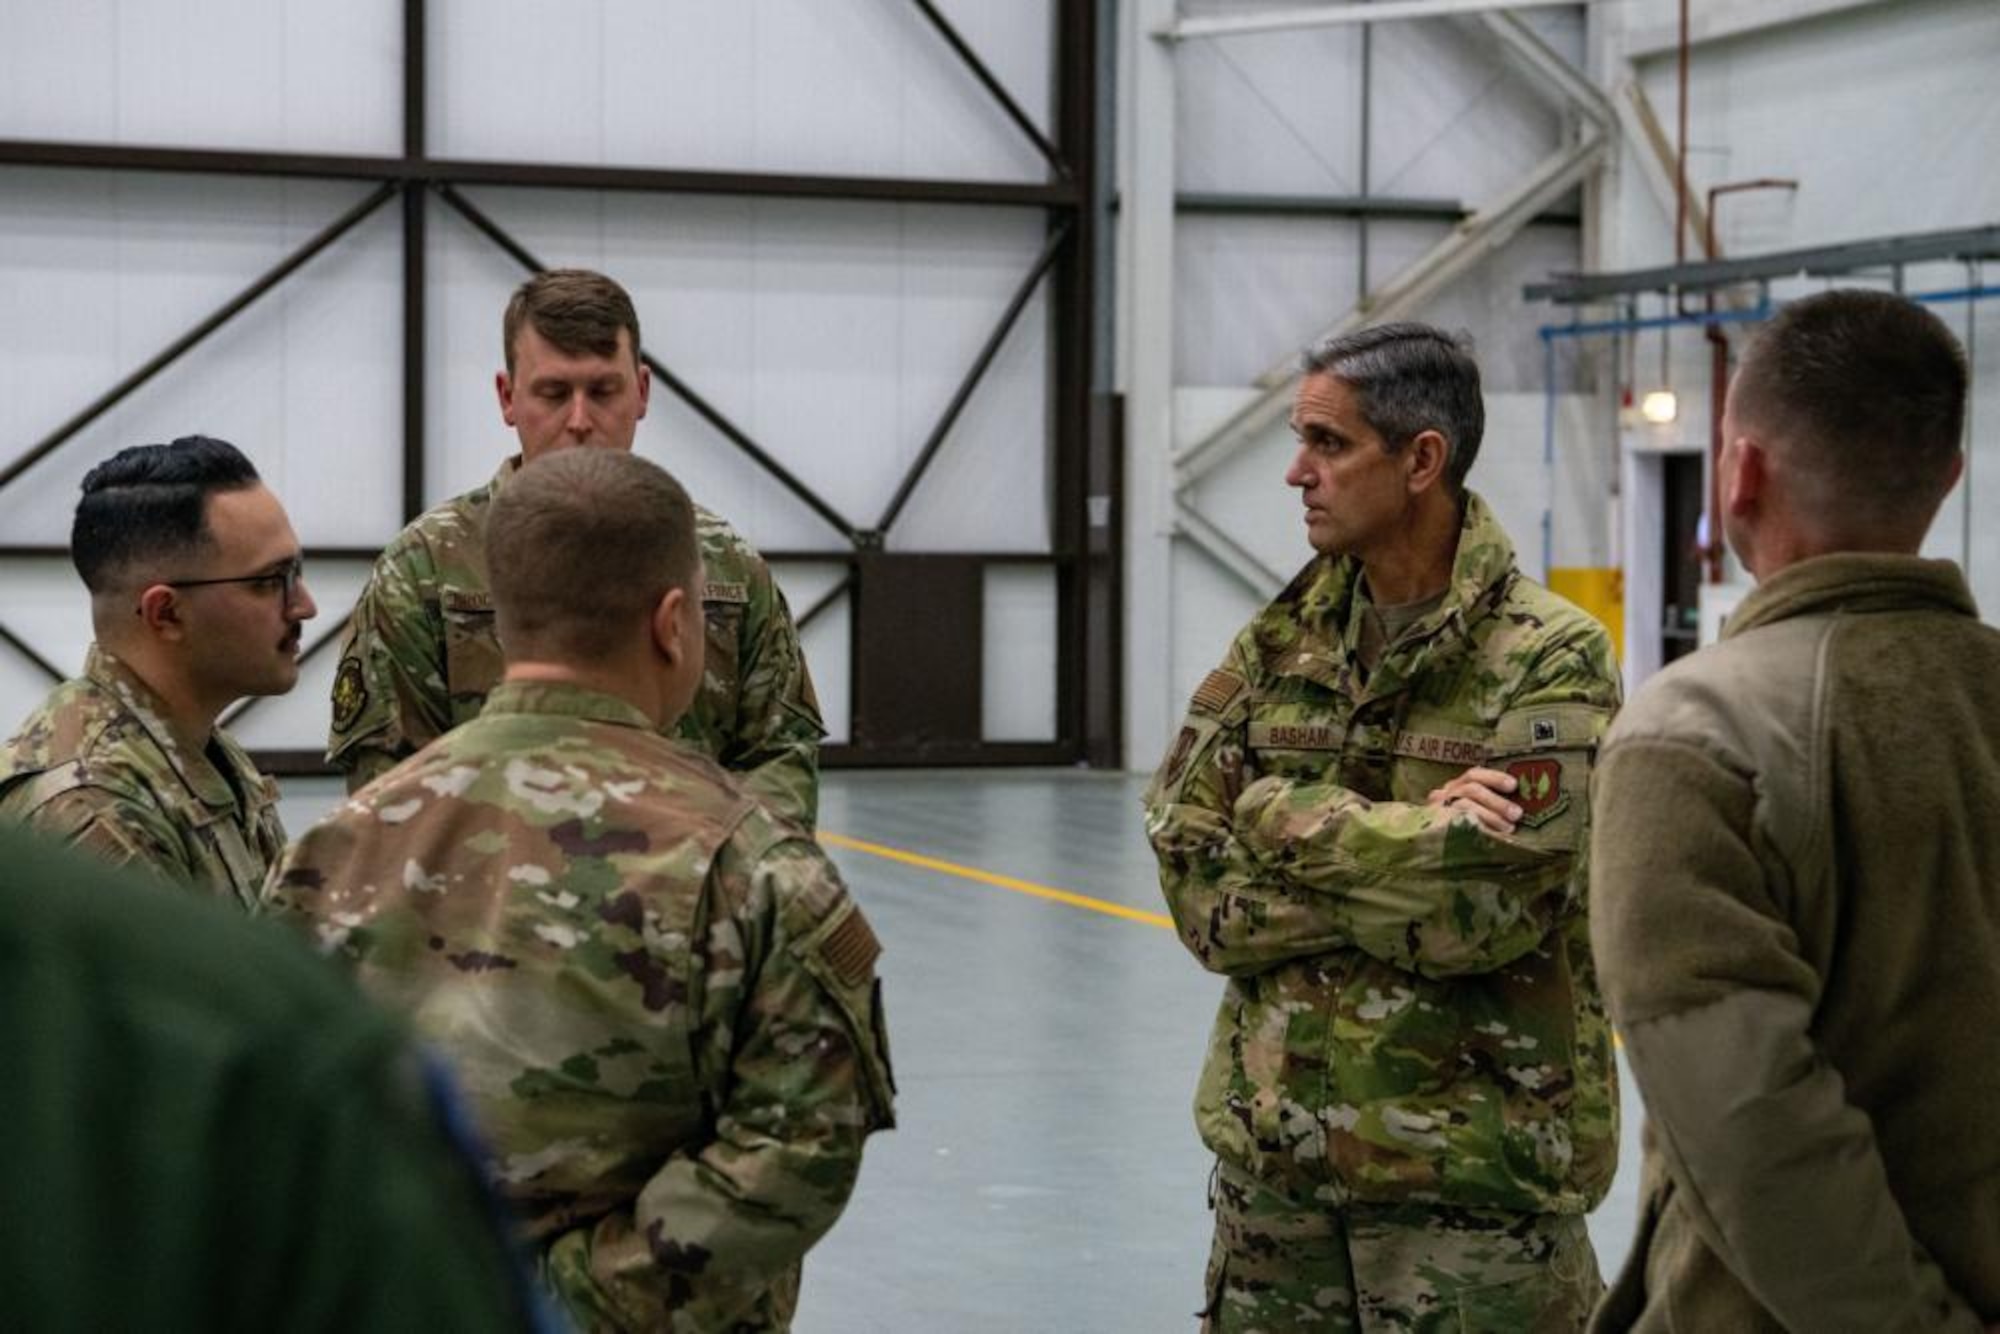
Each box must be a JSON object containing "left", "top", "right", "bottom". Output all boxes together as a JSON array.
[
  {"left": 564, "top": 391, "right": 592, "bottom": 434},
  {"left": 291, "top": 575, "right": 319, "bottom": 621},
  {"left": 1285, "top": 445, "right": 1315, "bottom": 489}
]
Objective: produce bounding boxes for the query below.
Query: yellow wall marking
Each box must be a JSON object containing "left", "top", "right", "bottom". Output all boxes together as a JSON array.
[{"left": 818, "top": 831, "right": 1174, "bottom": 930}]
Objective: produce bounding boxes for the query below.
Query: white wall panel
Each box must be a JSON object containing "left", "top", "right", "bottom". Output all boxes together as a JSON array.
[
  {"left": 433, "top": 0, "right": 1049, "bottom": 182},
  {"left": 982, "top": 565, "right": 1058, "bottom": 742},
  {"left": 424, "top": 188, "right": 1050, "bottom": 554},
  {"left": 0, "top": 173, "right": 404, "bottom": 547},
  {"left": 0, "top": 0, "right": 401, "bottom": 153},
  {"left": 1174, "top": 215, "right": 1582, "bottom": 391}
]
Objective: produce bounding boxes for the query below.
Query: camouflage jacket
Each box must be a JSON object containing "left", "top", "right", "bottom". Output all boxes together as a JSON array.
[
  {"left": 267, "top": 681, "right": 894, "bottom": 1333},
  {"left": 1144, "top": 493, "right": 1621, "bottom": 1216},
  {"left": 0, "top": 644, "right": 284, "bottom": 908},
  {"left": 328, "top": 457, "right": 825, "bottom": 827}
]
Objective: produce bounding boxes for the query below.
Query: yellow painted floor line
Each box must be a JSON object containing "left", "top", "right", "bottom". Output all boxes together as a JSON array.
[{"left": 819, "top": 831, "right": 1174, "bottom": 930}]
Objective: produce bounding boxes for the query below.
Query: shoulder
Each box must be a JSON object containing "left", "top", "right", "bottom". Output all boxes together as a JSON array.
[
  {"left": 692, "top": 504, "right": 774, "bottom": 589},
  {"left": 2, "top": 682, "right": 164, "bottom": 805},
  {"left": 376, "top": 486, "right": 492, "bottom": 575},
  {"left": 1610, "top": 615, "right": 1827, "bottom": 762}
]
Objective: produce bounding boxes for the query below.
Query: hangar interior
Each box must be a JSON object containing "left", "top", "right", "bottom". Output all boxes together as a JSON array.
[{"left": 3, "top": 2, "right": 1996, "bottom": 1330}]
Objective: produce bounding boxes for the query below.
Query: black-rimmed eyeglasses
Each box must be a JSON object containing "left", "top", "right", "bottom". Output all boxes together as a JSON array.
[{"left": 163, "top": 556, "right": 306, "bottom": 605}]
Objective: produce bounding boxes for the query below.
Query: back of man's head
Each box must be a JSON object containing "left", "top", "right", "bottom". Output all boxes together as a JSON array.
[
  {"left": 1301, "top": 322, "right": 1485, "bottom": 496},
  {"left": 502, "top": 269, "right": 642, "bottom": 374},
  {"left": 488, "top": 449, "right": 698, "bottom": 665},
  {"left": 1731, "top": 290, "right": 1966, "bottom": 541},
  {"left": 72, "top": 436, "right": 260, "bottom": 600}
]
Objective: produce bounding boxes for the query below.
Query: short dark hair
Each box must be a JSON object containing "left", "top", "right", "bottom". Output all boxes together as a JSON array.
[
  {"left": 488, "top": 450, "right": 699, "bottom": 663},
  {"left": 1731, "top": 289, "right": 1967, "bottom": 529},
  {"left": 71, "top": 437, "right": 261, "bottom": 594},
  {"left": 502, "top": 269, "right": 642, "bottom": 375},
  {"left": 1300, "top": 323, "right": 1485, "bottom": 496}
]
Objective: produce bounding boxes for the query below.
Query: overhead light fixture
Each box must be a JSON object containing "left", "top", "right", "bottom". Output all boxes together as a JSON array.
[{"left": 1641, "top": 389, "right": 1679, "bottom": 423}]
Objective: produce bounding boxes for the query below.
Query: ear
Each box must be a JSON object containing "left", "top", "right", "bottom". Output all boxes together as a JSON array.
[
  {"left": 650, "top": 585, "right": 689, "bottom": 665},
  {"left": 1404, "top": 429, "right": 1450, "bottom": 494},
  {"left": 135, "top": 584, "right": 186, "bottom": 641},
  {"left": 495, "top": 370, "right": 518, "bottom": 426},
  {"left": 1723, "top": 434, "right": 1768, "bottom": 516},
  {"left": 634, "top": 360, "right": 651, "bottom": 420}
]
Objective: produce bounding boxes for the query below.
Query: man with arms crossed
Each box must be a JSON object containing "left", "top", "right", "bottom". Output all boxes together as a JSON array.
[
  {"left": 329, "top": 268, "right": 824, "bottom": 826},
  {"left": 0, "top": 436, "right": 315, "bottom": 905},
  {"left": 1589, "top": 290, "right": 1998, "bottom": 1332},
  {"left": 1147, "top": 324, "right": 1622, "bottom": 1330},
  {"left": 269, "top": 449, "right": 893, "bottom": 1332}
]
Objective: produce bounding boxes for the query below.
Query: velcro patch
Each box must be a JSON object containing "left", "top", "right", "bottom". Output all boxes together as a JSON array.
[
  {"left": 1162, "top": 725, "right": 1198, "bottom": 789},
  {"left": 822, "top": 907, "right": 882, "bottom": 988},
  {"left": 441, "top": 587, "right": 493, "bottom": 614},
  {"left": 703, "top": 581, "right": 750, "bottom": 605},
  {"left": 331, "top": 656, "right": 369, "bottom": 735},
  {"left": 1248, "top": 722, "right": 1343, "bottom": 751},
  {"left": 1506, "top": 757, "right": 1566, "bottom": 827},
  {"left": 1393, "top": 731, "right": 1491, "bottom": 766},
  {"left": 1190, "top": 670, "right": 1246, "bottom": 717}
]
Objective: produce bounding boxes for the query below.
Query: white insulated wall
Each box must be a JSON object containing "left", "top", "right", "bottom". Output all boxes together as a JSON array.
[
  {"left": 1121, "top": 2, "right": 1598, "bottom": 771},
  {"left": 0, "top": 0, "right": 1065, "bottom": 750},
  {"left": 1605, "top": 0, "right": 2000, "bottom": 607}
]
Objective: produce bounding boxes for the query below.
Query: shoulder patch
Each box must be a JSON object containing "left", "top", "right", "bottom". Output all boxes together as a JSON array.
[
  {"left": 703, "top": 581, "right": 750, "bottom": 606},
  {"left": 822, "top": 906, "right": 882, "bottom": 988},
  {"left": 1505, "top": 757, "right": 1567, "bottom": 827},
  {"left": 1191, "top": 670, "right": 1246, "bottom": 718},
  {"left": 331, "top": 656, "right": 369, "bottom": 735}
]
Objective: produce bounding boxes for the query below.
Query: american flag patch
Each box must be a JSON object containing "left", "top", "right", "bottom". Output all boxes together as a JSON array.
[
  {"left": 1191, "top": 670, "right": 1246, "bottom": 717},
  {"left": 823, "top": 908, "right": 882, "bottom": 987}
]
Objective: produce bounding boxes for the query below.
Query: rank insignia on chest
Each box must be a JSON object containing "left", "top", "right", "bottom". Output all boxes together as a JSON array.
[{"left": 1505, "top": 757, "right": 1565, "bottom": 826}]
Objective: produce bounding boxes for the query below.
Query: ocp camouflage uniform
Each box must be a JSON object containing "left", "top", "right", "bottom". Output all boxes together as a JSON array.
[
  {"left": 0, "top": 644, "right": 284, "bottom": 907},
  {"left": 329, "top": 458, "right": 825, "bottom": 826},
  {"left": 1144, "top": 494, "right": 1621, "bottom": 1332},
  {"left": 266, "top": 680, "right": 894, "bottom": 1333}
]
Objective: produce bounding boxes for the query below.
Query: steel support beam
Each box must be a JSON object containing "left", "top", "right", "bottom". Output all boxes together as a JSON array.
[
  {"left": 1526, "top": 222, "right": 2000, "bottom": 304},
  {"left": 1171, "top": 501, "right": 1289, "bottom": 599},
  {"left": 1172, "top": 127, "right": 1608, "bottom": 486},
  {"left": 1162, "top": 0, "right": 1584, "bottom": 43}
]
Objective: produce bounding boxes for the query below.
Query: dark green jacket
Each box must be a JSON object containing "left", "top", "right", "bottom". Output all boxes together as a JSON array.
[{"left": 0, "top": 825, "right": 543, "bottom": 1332}]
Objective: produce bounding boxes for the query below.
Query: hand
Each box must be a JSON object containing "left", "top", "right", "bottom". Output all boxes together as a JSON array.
[{"left": 1428, "top": 766, "right": 1521, "bottom": 836}]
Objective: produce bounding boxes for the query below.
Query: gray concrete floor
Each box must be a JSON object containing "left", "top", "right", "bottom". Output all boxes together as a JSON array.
[{"left": 279, "top": 770, "right": 1642, "bottom": 1333}]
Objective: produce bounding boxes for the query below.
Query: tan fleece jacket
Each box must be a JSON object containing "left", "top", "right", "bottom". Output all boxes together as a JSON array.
[{"left": 1589, "top": 553, "right": 2000, "bottom": 1334}]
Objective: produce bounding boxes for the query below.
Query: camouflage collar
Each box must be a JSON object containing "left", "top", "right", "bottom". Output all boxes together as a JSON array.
[
  {"left": 1725, "top": 552, "right": 1977, "bottom": 639},
  {"left": 1285, "top": 491, "right": 1516, "bottom": 641},
  {"left": 483, "top": 680, "right": 656, "bottom": 732},
  {"left": 82, "top": 644, "right": 246, "bottom": 813}
]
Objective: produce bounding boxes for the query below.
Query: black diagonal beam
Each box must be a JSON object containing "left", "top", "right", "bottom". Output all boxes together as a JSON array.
[
  {"left": 874, "top": 216, "right": 1075, "bottom": 536},
  {"left": 909, "top": 0, "right": 1070, "bottom": 180},
  {"left": 0, "top": 622, "right": 66, "bottom": 686},
  {"left": 796, "top": 573, "right": 856, "bottom": 633},
  {"left": 433, "top": 184, "right": 862, "bottom": 545},
  {"left": 0, "top": 182, "right": 399, "bottom": 494}
]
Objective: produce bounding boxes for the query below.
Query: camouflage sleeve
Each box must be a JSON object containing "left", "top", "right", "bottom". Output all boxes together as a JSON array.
[
  {"left": 1145, "top": 632, "right": 1360, "bottom": 976},
  {"left": 1232, "top": 634, "right": 1620, "bottom": 979},
  {"left": 15, "top": 786, "right": 188, "bottom": 887},
  {"left": 328, "top": 538, "right": 450, "bottom": 793},
  {"left": 556, "top": 834, "right": 892, "bottom": 1327},
  {"left": 718, "top": 562, "right": 825, "bottom": 831}
]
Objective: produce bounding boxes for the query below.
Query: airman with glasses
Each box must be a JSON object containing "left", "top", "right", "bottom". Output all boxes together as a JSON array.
[{"left": 0, "top": 436, "right": 315, "bottom": 906}]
